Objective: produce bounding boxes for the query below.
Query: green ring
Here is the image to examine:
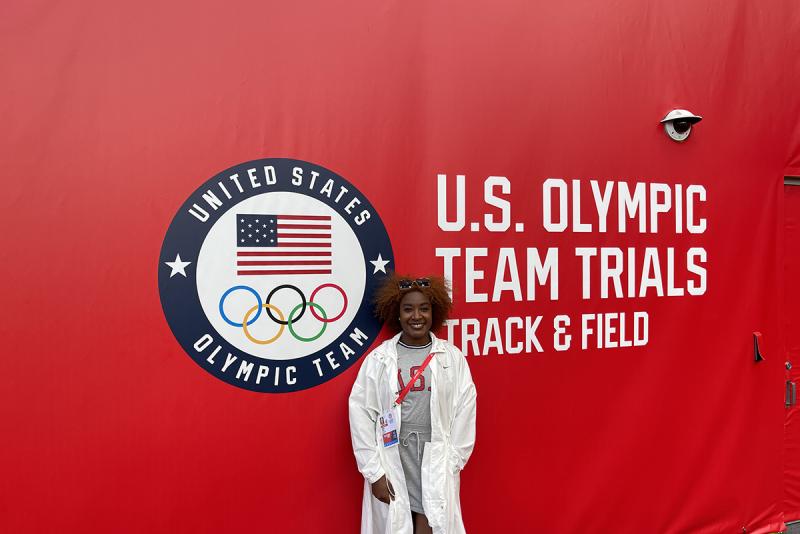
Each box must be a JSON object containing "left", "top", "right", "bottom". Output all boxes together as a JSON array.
[{"left": 288, "top": 302, "right": 327, "bottom": 342}]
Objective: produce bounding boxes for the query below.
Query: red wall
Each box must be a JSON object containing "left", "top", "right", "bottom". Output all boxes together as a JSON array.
[
  {"left": 784, "top": 185, "right": 800, "bottom": 521},
  {"left": 2, "top": 1, "right": 800, "bottom": 532}
]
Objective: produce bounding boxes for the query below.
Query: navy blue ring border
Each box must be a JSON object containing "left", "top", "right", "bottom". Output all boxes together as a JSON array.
[{"left": 158, "top": 158, "right": 393, "bottom": 393}]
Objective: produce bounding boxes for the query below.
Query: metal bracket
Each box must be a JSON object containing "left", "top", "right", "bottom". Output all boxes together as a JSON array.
[
  {"left": 753, "top": 332, "right": 765, "bottom": 362},
  {"left": 787, "top": 380, "right": 797, "bottom": 408}
]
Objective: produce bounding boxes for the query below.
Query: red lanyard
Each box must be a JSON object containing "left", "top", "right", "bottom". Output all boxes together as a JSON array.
[{"left": 395, "top": 353, "right": 434, "bottom": 405}]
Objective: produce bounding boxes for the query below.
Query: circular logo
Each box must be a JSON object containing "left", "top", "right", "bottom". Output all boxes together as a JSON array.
[{"left": 159, "top": 158, "right": 394, "bottom": 392}]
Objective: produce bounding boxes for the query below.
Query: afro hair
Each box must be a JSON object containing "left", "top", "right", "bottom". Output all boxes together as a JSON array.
[{"left": 373, "top": 272, "right": 452, "bottom": 333}]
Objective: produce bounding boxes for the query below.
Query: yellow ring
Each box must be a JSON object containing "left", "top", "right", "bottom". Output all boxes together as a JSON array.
[{"left": 242, "top": 303, "right": 285, "bottom": 345}]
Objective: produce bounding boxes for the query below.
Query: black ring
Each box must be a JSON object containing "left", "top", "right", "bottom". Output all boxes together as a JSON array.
[{"left": 265, "top": 284, "right": 306, "bottom": 325}]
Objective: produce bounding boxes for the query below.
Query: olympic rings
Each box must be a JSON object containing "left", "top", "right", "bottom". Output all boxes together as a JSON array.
[
  {"left": 309, "top": 283, "right": 348, "bottom": 322},
  {"left": 219, "top": 286, "right": 262, "bottom": 327},
  {"left": 287, "top": 302, "right": 327, "bottom": 342},
  {"left": 266, "top": 284, "right": 306, "bottom": 325},
  {"left": 217, "top": 283, "right": 349, "bottom": 343},
  {"left": 242, "top": 303, "right": 285, "bottom": 344}
]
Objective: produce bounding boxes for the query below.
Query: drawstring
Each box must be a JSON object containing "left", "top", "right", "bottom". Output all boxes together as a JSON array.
[{"left": 401, "top": 430, "right": 423, "bottom": 461}]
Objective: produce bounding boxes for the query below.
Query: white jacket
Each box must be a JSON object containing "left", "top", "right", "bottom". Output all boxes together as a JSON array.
[{"left": 348, "top": 332, "right": 477, "bottom": 534}]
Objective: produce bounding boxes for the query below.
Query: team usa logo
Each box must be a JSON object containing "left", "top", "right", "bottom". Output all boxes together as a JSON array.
[{"left": 159, "top": 158, "right": 394, "bottom": 392}]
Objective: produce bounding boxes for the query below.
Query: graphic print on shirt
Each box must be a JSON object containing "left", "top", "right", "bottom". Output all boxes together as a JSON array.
[
  {"left": 397, "top": 367, "right": 432, "bottom": 392},
  {"left": 159, "top": 158, "right": 395, "bottom": 393}
]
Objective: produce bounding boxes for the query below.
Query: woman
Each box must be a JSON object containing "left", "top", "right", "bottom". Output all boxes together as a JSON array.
[{"left": 349, "top": 274, "right": 477, "bottom": 534}]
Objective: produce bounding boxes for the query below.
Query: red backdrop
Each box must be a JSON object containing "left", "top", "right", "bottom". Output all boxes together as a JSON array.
[{"left": 2, "top": 0, "right": 800, "bottom": 532}]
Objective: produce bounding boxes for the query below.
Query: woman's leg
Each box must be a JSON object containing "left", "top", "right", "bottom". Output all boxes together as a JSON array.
[{"left": 413, "top": 512, "right": 433, "bottom": 534}]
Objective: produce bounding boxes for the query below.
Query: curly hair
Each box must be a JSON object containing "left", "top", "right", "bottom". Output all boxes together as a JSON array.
[{"left": 373, "top": 272, "right": 453, "bottom": 333}]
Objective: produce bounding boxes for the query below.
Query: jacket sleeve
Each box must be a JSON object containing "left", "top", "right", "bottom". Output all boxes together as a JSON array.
[
  {"left": 448, "top": 347, "right": 477, "bottom": 472},
  {"left": 348, "top": 353, "right": 386, "bottom": 484}
]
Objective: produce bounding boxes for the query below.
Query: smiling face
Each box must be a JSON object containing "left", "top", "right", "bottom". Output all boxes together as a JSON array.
[{"left": 398, "top": 290, "right": 433, "bottom": 346}]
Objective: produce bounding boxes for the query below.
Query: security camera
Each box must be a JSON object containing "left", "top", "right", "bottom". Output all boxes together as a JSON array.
[{"left": 661, "top": 109, "right": 702, "bottom": 142}]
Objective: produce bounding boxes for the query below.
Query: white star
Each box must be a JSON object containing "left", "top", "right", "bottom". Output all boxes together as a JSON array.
[
  {"left": 369, "top": 253, "right": 390, "bottom": 274},
  {"left": 165, "top": 253, "right": 191, "bottom": 278}
]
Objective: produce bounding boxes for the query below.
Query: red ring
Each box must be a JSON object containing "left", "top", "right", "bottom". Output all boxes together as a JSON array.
[{"left": 309, "top": 283, "right": 348, "bottom": 322}]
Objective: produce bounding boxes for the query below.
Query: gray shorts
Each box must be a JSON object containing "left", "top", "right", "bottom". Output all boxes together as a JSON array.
[{"left": 399, "top": 424, "right": 432, "bottom": 514}]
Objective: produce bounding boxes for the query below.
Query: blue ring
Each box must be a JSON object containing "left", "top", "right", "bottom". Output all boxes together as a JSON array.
[{"left": 219, "top": 285, "right": 262, "bottom": 327}]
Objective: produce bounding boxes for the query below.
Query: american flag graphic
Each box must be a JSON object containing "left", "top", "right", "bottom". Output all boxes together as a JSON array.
[{"left": 236, "top": 214, "right": 332, "bottom": 275}]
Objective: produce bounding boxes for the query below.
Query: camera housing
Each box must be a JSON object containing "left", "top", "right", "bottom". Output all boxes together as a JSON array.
[{"left": 661, "top": 109, "right": 702, "bottom": 142}]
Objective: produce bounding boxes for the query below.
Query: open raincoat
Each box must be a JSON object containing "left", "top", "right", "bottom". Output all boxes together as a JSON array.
[{"left": 349, "top": 332, "right": 477, "bottom": 533}]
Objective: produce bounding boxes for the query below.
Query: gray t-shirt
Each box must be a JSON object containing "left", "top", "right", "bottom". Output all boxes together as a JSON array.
[
  {"left": 396, "top": 340, "right": 432, "bottom": 432},
  {"left": 396, "top": 340, "right": 433, "bottom": 514}
]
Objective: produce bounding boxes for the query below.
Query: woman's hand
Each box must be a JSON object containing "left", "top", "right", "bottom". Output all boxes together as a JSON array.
[{"left": 371, "top": 475, "right": 395, "bottom": 504}]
